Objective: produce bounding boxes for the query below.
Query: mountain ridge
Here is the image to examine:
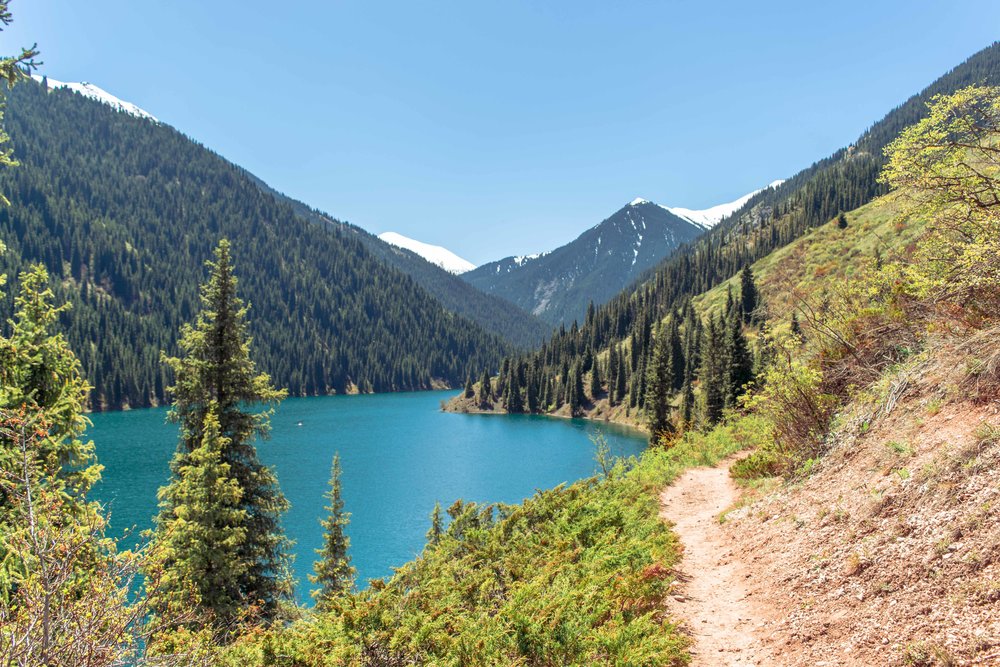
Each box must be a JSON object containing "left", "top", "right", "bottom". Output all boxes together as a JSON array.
[
  {"left": 377, "top": 231, "right": 475, "bottom": 274},
  {"left": 0, "top": 78, "right": 515, "bottom": 408}
]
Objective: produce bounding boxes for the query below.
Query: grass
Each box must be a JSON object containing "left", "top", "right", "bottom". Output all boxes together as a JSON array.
[
  {"left": 219, "top": 416, "right": 765, "bottom": 666},
  {"left": 693, "top": 197, "right": 924, "bottom": 323}
]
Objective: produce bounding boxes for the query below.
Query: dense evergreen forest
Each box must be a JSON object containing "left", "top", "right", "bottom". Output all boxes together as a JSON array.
[
  {"left": 250, "top": 176, "right": 552, "bottom": 349},
  {"left": 464, "top": 41, "right": 1000, "bottom": 429},
  {"left": 0, "top": 80, "right": 514, "bottom": 409}
]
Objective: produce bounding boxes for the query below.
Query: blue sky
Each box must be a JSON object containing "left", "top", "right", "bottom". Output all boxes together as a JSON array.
[{"left": 6, "top": 1, "right": 1000, "bottom": 264}]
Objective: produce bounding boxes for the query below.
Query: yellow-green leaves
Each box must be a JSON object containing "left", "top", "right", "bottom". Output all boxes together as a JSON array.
[{"left": 880, "top": 85, "right": 1000, "bottom": 321}]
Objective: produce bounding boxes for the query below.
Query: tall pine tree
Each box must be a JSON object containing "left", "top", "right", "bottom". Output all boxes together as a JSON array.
[
  {"left": 645, "top": 322, "right": 675, "bottom": 445},
  {"left": 152, "top": 406, "right": 248, "bottom": 626},
  {"left": 154, "top": 239, "right": 291, "bottom": 624},
  {"left": 310, "top": 454, "right": 355, "bottom": 610}
]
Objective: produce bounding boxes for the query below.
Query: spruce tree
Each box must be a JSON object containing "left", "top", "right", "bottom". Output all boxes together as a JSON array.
[
  {"left": 645, "top": 323, "right": 675, "bottom": 445},
  {"left": 505, "top": 373, "right": 524, "bottom": 413},
  {"left": 837, "top": 211, "right": 848, "bottom": 229},
  {"left": 155, "top": 239, "right": 291, "bottom": 623},
  {"left": 463, "top": 374, "right": 474, "bottom": 399},
  {"left": 426, "top": 501, "right": 444, "bottom": 546},
  {"left": 589, "top": 360, "right": 602, "bottom": 400},
  {"left": 607, "top": 345, "right": 620, "bottom": 406},
  {"left": 725, "top": 313, "right": 754, "bottom": 410},
  {"left": 701, "top": 315, "right": 726, "bottom": 426},
  {"left": 526, "top": 368, "right": 540, "bottom": 413},
  {"left": 739, "top": 265, "right": 760, "bottom": 324},
  {"left": 568, "top": 362, "right": 584, "bottom": 416},
  {"left": 0, "top": 265, "right": 99, "bottom": 509},
  {"left": 310, "top": 454, "right": 355, "bottom": 610},
  {"left": 152, "top": 406, "right": 248, "bottom": 626},
  {"left": 614, "top": 346, "right": 627, "bottom": 407},
  {"left": 478, "top": 368, "right": 492, "bottom": 407}
]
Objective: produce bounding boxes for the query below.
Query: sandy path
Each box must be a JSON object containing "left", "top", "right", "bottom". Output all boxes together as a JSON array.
[{"left": 659, "top": 463, "right": 774, "bottom": 666}]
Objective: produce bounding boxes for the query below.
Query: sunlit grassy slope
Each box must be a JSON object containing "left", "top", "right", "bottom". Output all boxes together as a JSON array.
[{"left": 693, "top": 196, "right": 924, "bottom": 320}]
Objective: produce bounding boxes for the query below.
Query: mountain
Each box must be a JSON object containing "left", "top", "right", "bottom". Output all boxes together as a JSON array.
[
  {"left": 31, "top": 74, "right": 157, "bottom": 121},
  {"left": 666, "top": 179, "right": 785, "bottom": 228},
  {"left": 0, "top": 77, "right": 514, "bottom": 409},
  {"left": 377, "top": 232, "right": 475, "bottom": 274},
  {"left": 462, "top": 198, "right": 707, "bottom": 325},
  {"left": 450, "top": 41, "right": 1000, "bottom": 426},
  {"left": 245, "top": 179, "right": 551, "bottom": 349}
]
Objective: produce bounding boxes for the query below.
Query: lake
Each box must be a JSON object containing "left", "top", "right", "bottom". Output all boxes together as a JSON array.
[{"left": 88, "top": 390, "right": 647, "bottom": 603}]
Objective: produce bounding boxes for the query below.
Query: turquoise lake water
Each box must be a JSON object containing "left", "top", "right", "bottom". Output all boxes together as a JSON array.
[{"left": 87, "top": 391, "right": 647, "bottom": 603}]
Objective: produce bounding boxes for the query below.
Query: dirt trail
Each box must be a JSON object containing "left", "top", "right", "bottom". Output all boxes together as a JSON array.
[{"left": 660, "top": 463, "right": 774, "bottom": 666}]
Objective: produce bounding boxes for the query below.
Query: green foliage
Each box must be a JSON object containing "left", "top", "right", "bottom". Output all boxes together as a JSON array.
[
  {"left": 0, "top": 80, "right": 513, "bottom": 409},
  {"left": 152, "top": 241, "right": 292, "bottom": 628},
  {"left": 0, "top": 264, "right": 99, "bottom": 506},
  {"left": 738, "top": 334, "right": 838, "bottom": 476},
  {"left": 310, "top": 454, "right": 355, "bottom": 611},
  {"left": 0, "top": 0, "right": 38, "bottom": 204},
  {"left": 0, "top": 264, "right": 163, "bottom": 665},
  {"left": 460, "top": 43, "right": 1000, "bottom": 437},
  {"left": 880, "top": 84, "right": 1000, "bottom": 321},
  {"left": 151, "top": 405, "right": 248, "bottom": 629},
  {"left": 222, "top": 453, "right": 705, "bottom": 665},
  {"left": 425, "top": 501, "right": 444, "bottom": 546},
  {"left": 645, "top": 321, "right": 676, "bottom": 444}
]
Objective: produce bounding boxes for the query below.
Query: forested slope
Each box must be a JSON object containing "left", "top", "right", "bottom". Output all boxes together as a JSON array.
[
  {"left": 249, "top": 177, "right": 552, "bottom": 349},
  {"left": 0, "top": 80, "right": 512, "bottom": 409},
  {"left": 449, "top": 41, "right": 1000, "bottom": 429}
]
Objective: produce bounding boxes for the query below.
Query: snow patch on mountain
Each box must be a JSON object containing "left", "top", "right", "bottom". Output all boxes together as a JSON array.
[
  {"left": 32, "top": 74, "right": 157, "bottom": 122},
  {"left": 665, "top": 180, "right": 785, "bottom": 229},
  {"left": 378, "top": 232, "right": 476, "bottom": 274}
]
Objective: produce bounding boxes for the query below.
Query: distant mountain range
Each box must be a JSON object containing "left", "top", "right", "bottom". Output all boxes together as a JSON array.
[
  {"left": 664, "top": 180, "right": 785, "bottom": 228},
  {"left": 460, "top": 186, "right": 780, "bottom": 325}
]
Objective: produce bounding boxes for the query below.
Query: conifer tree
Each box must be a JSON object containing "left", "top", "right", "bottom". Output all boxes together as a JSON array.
[
  {"left": 679, "top": 377, "right": 695, "bottom": 427},
  {"left": 589, "top": 360, "right": 602, "bottom": 400},
  {"left": 0, "top": 265, "right": 99, "bottom": 510},
  {"left": 463, "top": 374, "right": 474, "bottom": 399},
  {"left": 837, "top": 211, "right": 848, "bottom": 229},
  {"left": 310, "top": 454, "right": 355, "bottom": 610},
  {"left": 478, "top": 368, "right": 492, "bottom": 407},
  {"left": 568, "top": 362, "right": 584, "bottom": 416},
  {"left": 607, "top": 344, "right": 620, "bottom": 406},
  {"left": 614, "top": 345, "right": 627, "bottom": 407},
  {"left": 739, "top": 265, "right": 760, "bottom": 324},
  {"left": 701, "top": 315, "right": 726, "bottom": 426},
  {"left": 526, "top": 368, "right": 540, "bottom": 413},
  {"left": 505, "top": 373, "right": 524, "bottom": 413},
  {"left": 426, "top": 501, "right": 444, "bottom": 546},
  {"left": 725, "top": 313, "right": 754, "bottom": 409},
  {"left": 645, "top": 323, "right": 675, "bottom": 444},
  {"left": 152, "top": 406, "right": 247, "bottom": 625},
  {"left": 155, "top": 239, "right": 291, "bottom": 623}
]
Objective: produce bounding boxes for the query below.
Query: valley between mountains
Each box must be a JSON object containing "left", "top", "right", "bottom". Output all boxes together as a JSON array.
[{"left": 3, "top": 5, "right": 1000, "bottom": 665}]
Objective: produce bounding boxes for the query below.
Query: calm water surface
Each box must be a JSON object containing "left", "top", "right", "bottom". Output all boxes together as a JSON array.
[{"left": 88, "top": 391, "right": 646, "bottom": 603}]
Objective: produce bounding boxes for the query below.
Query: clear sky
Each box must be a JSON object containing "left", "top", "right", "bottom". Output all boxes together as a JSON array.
[{"left": 5, "top": 1, "right": 1000, "bottom": 265}]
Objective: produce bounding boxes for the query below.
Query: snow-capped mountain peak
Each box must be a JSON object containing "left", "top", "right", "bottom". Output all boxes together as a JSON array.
[
  {"left": 629, "top": 197, "right": 651, "bottom": 206},
  {"left": 32, "top": 74, "right": 158, "bottom": 122},
  {"left": 377, "top": 232, "right": 476, "bottom": 274},
  {"left": 665, "top": 179, "right": 785, "bottom": 229}
]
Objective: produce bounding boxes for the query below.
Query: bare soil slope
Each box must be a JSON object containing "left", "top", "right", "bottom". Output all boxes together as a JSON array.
[{"left": 720, "top": 342, "right": 1000, "bottom": 665}]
